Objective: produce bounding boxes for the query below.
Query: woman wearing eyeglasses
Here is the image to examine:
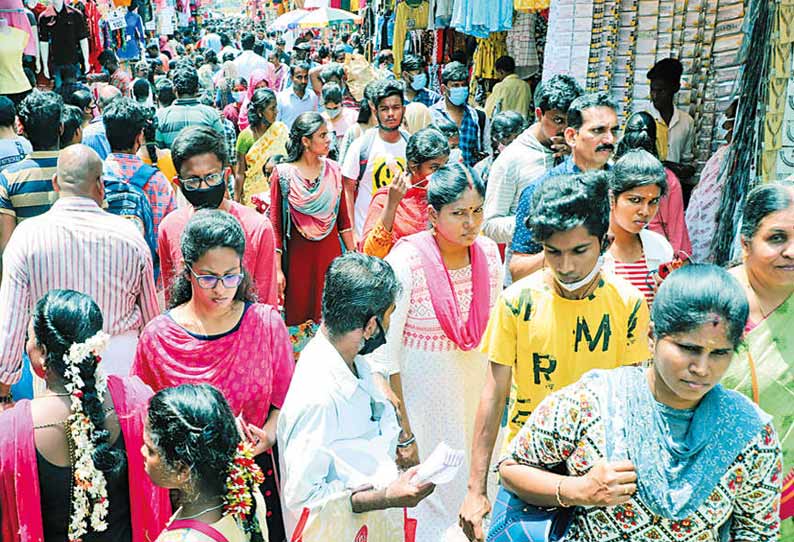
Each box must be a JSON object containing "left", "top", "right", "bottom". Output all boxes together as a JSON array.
[{"left": 132, "top": 208, "right": 295, "bottom": 542}]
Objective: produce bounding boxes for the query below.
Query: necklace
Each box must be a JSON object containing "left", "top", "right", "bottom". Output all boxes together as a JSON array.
[{"left": 176, "top": 502, "right": 225, "bottom": 521}]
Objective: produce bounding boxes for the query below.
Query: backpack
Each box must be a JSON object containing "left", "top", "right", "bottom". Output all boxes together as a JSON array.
[
  {"left": 356, "top": 127, "right": 411, "bottom": 184},
  {"left": 104, "top": 163, "right": 160, "bottom": 280}
]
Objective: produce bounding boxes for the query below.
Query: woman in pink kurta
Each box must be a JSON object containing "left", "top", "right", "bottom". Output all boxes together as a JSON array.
[{"left": 132, "top": 209, "right": 294, "bottom": 542}]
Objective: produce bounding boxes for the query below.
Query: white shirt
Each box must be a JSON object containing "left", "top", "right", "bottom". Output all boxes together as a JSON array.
[
  {"left": 276, "top": 86, "right": 319, "bottom": 130},
  {"left": 233, "top": 50, "right": 271, "bottom": 83},
  {"left": 482, "top": 126, "right": 555, "bottom": 243},
  {"left": 340, "top": 128, "right": 408, "bottom": 238},
  {"left": 277, "top": 331, "right": 401, "bottom": 536},
  {"left": 648, "top": 104, "right": 695, "bottom": 164}
]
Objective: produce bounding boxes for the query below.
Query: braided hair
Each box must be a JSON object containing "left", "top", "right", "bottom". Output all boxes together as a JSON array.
[{"left": 32, "top": 289, "right": 126, "bottom": 480}]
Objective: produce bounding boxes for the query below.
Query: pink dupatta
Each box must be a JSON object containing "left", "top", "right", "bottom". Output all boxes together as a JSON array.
[
  {"left": 398, "top": 231, "right": 491, "bottom": 351},
  {"left": 0, "top": 375, "right": 171, "bottom": 542},
  {"left": 131, "top": 303, "right": 295, "bottom": 427}
]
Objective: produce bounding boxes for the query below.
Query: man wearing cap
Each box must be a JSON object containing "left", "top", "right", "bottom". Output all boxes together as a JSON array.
[{"left": 646, "top": 58, "right": 696, "bottom": 191}]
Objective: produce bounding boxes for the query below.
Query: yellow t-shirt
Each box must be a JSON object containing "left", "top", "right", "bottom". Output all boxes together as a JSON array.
[{"left": 481, "top": 270, "right": 651, "bottom": 446}]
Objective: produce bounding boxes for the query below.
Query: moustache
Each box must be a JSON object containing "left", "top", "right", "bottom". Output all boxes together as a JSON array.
[{"left": 596, "top": 144, "right": 615, "bottom": 152}]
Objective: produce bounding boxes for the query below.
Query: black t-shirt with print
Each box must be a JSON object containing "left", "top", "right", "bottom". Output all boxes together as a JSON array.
[{"left": 38, "top": 5, "right": 89, "bottom": 66}]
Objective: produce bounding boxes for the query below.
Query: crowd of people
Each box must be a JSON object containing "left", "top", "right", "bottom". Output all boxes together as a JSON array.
[{"left": 0, "top": 17, "right": 792, "bottom": 542}]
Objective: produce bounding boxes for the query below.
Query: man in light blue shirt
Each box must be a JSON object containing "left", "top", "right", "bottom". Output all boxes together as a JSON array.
[
  {"left": 276, "top": 62, "right": 318, "bottom": 130},
  {"left": 278, "top": 253, "right": 434, "bottom": 540}
]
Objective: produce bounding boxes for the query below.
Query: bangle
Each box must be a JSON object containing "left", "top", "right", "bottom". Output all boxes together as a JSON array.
[
  {"left": 555, "top": 478, "right": 571, "bottom": 508},
  {"left": 396, "top": 436, "right": 416, "bottom": 448}
]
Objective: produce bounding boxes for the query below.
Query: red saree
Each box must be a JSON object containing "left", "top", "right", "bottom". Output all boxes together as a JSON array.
[{"left": 0, "top": 375, "right": 171, "bottom": 542}]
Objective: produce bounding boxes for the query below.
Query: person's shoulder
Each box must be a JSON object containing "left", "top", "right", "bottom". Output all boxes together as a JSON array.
[
  {"left": 228, "top": 200, "right": 273, "bottom": 229},
  {"left": 502, "top": 269, "right": 547, "bottom": 303},
  {"left": 158, "top": 205, "right": 190, "bottom": 231},
  {"left": 598, "top": 272, "right": 647, "bottom": 307}
]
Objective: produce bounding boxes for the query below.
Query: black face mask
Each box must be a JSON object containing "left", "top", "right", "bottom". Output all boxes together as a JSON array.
[
  {"left": 182, "top": 181, "right": 225, "bottom": 209},
  {"left": 358, "top": 317, "right": 386, "bottom": 355}
]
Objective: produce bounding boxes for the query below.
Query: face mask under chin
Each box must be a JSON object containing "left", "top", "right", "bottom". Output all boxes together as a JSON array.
[{"left": 358, "top": 318, "right": 386, "bottom": 355}]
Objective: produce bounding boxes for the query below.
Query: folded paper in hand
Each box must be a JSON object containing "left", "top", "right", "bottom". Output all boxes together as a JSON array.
[{"left": 413, "top": 442, "right": 465, "bottom": 486}]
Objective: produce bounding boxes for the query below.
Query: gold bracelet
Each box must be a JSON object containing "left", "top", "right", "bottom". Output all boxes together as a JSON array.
[{"left": 555, "top": 478, "right": 571, "bottom": 508}]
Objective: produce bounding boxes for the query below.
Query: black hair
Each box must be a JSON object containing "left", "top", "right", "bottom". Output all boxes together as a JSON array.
[
  {"left": 647, "top": 57, "right": 683, "bottom": 87},
  {"left": 220, "top": 33, "right": 231, "bottom": 47},
  {"left": 651, "top": 264, "right": 748, "bottom": 349},
  {"left": 60, "top": 63, "right": 79, "bottom": 81},
  {"left": 401, "top": 53, "right": 424, "bottom": 73},
  {"left": 495, "top": 55, "right": 515, "bottom": 73},
  {"left": 147, "top": 383, "right": 240, "bottom": 503},
  {"left": 252, "top": 41, "right": 264, "bottom": 56},
  {"left": 0, "top": 96, "right": 15, "bottom": 127},
  {"left": 223, "top": 51, "right": 236, "bottom": 63},
  {"left": 18, "top": 90, "right": 63, "bottom": 150},
  {"left": 370, "top": 79, "right": 404, "bottom": 107},
  {"left": 172, "top": 66, "right": 200, "bottom": 97},
  {"left": 319, "top": 63, "right": 345, "bottom": 84},
  {"left": 103, "top": 97, "right": 147, "bottom": 152},
  {"left": 285, "top": 111, "right": 326, "bottom": 163},
  {"left": 376, "top": 49, "right": 393, "bottom": 65},
  {"left": 156, "top": 79, "right": 176, "bottom": 107},
  {"left": 427, "top": 162, "right": 485, "bottom": 211},
  {"left": 611, "top": 149, "right": 668, "bottom": 197},
  {"left": 406, "top": 127, "right": 450, "bottom": 165},
  {"left": 433, "top": 118, "right": 458, "bottom": 139},
  {"left": 440, "top": 61, "right": 468, "bottom": 84},
  {"left": 615, "top": 111, "right": 658, "bottom": 158},
  {"left": 33, "top": 290, "right": 126, "bottom": 480},
  {"left": 60, "top": 104, "right": 84, "bottom": 147},
  {"left": 132, "top": 78, "right": 151, "bottom": 103},
  {"left": 740, "top": 182, "right": 794, "bottom": 240},
  {"left": 528, "top": 171, "right": 611, "bottom": 242},
  {"left": 533, "top": 74, "right": 584, "bottom": 114},
  {"left": 356, "top": 81, "right": 378, "bottom": 124},
  {"left": 247, "top": 87, "right": 277, "bottom": 128},
  {"left": 566, "top": 92, "right": 618, "bottom": 131},
  {"left": 141, "top": 107, "right": 159, "bottom": 164},
  {"left": 98, "top": 49, "right": 118, "bottom": 67},
  {"left": 204, "top": 50, "right": 218, "bottom": 65},
  {"left": 321, "top": 82, "right": 343, "bottom": 105},
  {"left": 68, "top": 89, "right": 93, "bottom": 111},
  {"left": 321, "top": 253, "right": 401, "bottom": 339},
  {"left": 171, "top": 125, "right": 228, "bottom": 174},
  {"left": 291, "top": 61, "right": 311, "bottom": 76},
  {"left": 168, "top": 210, "right": 255, "bottom": 308},
  {"left": 317, "top": 44, "right": 330, "bottom": 60},
  {"left": 490, "top": 111, "right": 526, "bottom": 143}
]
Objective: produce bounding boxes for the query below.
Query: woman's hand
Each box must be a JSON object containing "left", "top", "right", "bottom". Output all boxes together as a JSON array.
[
  {"left": 568, "top": 460, "right": 638, "bottom": 507},
  {"left": 246, "top": 423, "right": 276, "bottom": 456},
  {"left": 387, "top": 173, "right": 410, "bottom": 209}
]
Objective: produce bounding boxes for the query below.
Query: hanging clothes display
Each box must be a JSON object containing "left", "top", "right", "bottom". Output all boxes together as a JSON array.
[
  {"left": 449, "top": 0, "right": 512, "bottom": 39},
  {"left": 84, "top": 0, "right": 102, "bottom": 72},
  {"left": 427, "top": 0, "right": 451, "bottom": 30},
  {"left": 514, "top": 0, "right": 548, "bottom": 11},
  {"left": 392, "top": 0, "right": 428, "bottom": 76},
  {"left": 765, "top": 0, "right": 793, "bottom": 181},
  {"left": 0, "top": 0, "right": 38, "bottom": 57},
  {"left": 0, "top": 25, "right": 32, "bottom": 95},
  {"left": 506, "top": 11, "right": 540, "bottom": 80},
  {"left": 472, "top": 31, "right": 507, "bottom": 80},
  {"left": 115, "top": 8, "right": 144, "bottom": 61}
]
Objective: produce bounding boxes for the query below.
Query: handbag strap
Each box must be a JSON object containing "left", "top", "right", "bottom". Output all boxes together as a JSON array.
[
  {"left": 746, "top": 349, "right": 760, "bottom": 405},
  {"left": 167, "top": 519, "right": 230, "bottom": 542}
]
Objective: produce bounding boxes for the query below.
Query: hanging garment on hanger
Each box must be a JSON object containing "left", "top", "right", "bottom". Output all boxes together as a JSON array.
[
  {"left": 116, "top": 9, "right": 144, "bottom": 61},
  {"left": 392, "top": 0, "right": 429, "bottom": 76},
  {"left": 0, "top": 0, "right": 37, "bottom": 56},
  {"left": 0, "top": 26, "right": 32, "bottom": 94}
]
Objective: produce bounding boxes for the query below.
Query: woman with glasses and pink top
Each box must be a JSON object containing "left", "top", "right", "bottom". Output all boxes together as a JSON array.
[{"left": 131, "top": 209, "right": 295, "bottom": 542}]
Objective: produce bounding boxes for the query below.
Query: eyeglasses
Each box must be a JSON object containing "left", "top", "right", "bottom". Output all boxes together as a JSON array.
[
  {"left": 186, "top": 264, "right": 244, "bottom": 289},
  {"left": 179, "top": 171, "right": 227, "bottom": 192}
]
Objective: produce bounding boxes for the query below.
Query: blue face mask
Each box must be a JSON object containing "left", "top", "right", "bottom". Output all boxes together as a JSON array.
[
  {"left": 411, "top": 73, "right": 427, "bottom": 91},
  {"left": 326, "top": 107, "right": 342, "bottom": 119},
  {"left": 448, "top": 86, "right": 469, "bottom": 106}
]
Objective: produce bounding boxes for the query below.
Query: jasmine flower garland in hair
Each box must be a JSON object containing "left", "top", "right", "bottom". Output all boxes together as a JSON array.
[{"left": 62, "top": 331, "right": 111, "bottom": 542}]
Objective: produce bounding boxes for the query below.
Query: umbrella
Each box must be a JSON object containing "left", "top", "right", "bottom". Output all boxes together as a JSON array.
[
  {"left": 297, "top": 7, "right": 361, "bottom": 28},
  {"left": 269, "top": 9, "right": 309, "bottom": 31}
]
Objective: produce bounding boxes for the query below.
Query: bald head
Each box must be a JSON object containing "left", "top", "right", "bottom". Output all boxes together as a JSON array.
[
  {"left": 55, "top": 144, "right": 103, "bottom": 197},
  {"left": 97, "top": 85, "right": 121, "bottom": 112}
]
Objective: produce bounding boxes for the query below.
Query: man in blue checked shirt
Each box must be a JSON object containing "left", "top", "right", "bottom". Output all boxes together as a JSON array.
[{"left": 401, "top": 54, "right": 442, "bottom": 108}]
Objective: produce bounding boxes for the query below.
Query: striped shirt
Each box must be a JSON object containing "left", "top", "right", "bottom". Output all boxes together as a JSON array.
[
  {"left": 155, "top": 98, "right": 225, "bottom": 149},
  {"left": 0, "top": 150, "right": 59, "bottom": 223},
  {"left": 612, "top": 257, "right": 656, "bottom": 306},
  {"left": 103, "top": 153, "right": 176, "bottom": 236},
  {"left": 0, "top": 197, "right": 159, "bottom": 384}
]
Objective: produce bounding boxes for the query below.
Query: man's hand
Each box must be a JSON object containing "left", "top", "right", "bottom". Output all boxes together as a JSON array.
[
  {"left": 459, "top": 490, "right": 491, "bottom": 542},
  {"left": 550, "top": 135, "right": 571, "bottom": 159},
  {"left": 384, "top": 466, "right": 435, "bottom": 508}
]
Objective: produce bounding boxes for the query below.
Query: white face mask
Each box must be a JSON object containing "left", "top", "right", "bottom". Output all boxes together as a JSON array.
[{"left": 553, "top": 255, "right": 604, "bottom": 292}]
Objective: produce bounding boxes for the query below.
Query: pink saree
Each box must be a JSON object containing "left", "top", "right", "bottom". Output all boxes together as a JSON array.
[
  {"left": 131, "top": 303, "right": 295, "bottom": 427},
  {"left": 0, "top": 375, "right": 171, "bottom": 542}
]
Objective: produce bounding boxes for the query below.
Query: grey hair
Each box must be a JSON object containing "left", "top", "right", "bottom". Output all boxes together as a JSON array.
[{"left": 321, "top": 253, "right": 401, "bottom": 339}]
